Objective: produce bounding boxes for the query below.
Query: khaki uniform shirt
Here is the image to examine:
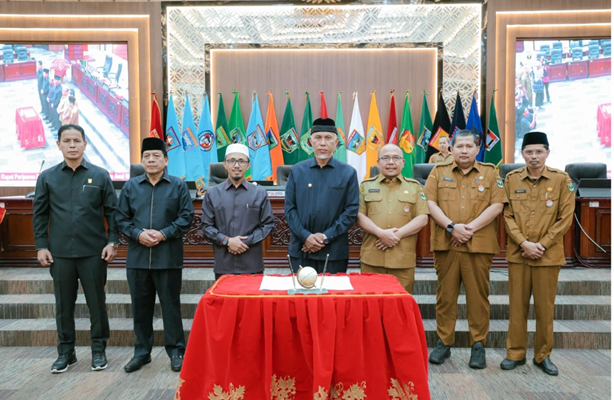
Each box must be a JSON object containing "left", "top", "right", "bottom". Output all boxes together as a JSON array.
[
  {"left": 424, "top": 160, "right": 508, "bottom": 254},
  {"left": 428, "top": 152, "right": 453, "bottom": 164},
  {"left": 504, "top": 166, "right": 575, "bottom": 266},
  {"left": 359, "top": 174, "right": 429, "bottom": 269}
]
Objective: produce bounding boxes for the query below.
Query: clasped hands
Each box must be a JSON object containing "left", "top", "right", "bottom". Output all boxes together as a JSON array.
[
  {"left": 227, "top": 236, "right": 249, "bottom": 255},
  {"left": 302, "top": 233, "right": 326, "bottom": 253},
  {"left": 520, "top": 241, "right": 545, "bottom": 259},
  {"left": 138, "top": 229, "right": 165, "bottom": 248},
  {"left": 450, "top": 224, "right": 473, "bottom": 247}
]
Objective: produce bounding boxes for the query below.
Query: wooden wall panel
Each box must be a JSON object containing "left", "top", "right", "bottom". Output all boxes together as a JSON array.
[{"left": 210, "top": 49, "right": 438, "bottom": 135}]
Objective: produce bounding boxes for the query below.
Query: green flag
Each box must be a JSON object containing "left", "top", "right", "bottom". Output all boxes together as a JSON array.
[
  {"left": 334, "top": 92, "right": 347, "bottom": 162},
  {"left": 398, "top": 91, "right": 415, "bottom": 177},
  {"left": 299, "top": 91, "right": 314, "bottom": 162},
  {"left": 415, "top": 91, "right": 433, "bottom": 165},
  {"left": 280, "top": 92, "right": 300, "bottom": 165},
  {"left": 484, "top": 94, "right": 503, "bottom": 168},
  {"left": 228, "top": 91, "right": 249, "bottom": 177},
  {"left": 215, "top": 93, "right": 231, "bottom": 162}
]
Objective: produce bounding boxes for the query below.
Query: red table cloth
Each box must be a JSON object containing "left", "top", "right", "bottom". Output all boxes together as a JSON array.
[
  {"left": 15, "top": 107, "right": 45, "bottom": 149},
  {"left": 175, "top": 273, "right": 430, "bottom": 400},
  {"left": 597, "top": 103, "right": 611, "bottom": 147}
]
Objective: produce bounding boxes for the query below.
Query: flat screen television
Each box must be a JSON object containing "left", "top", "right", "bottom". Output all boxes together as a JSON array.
[
  {"left": 513, "top": 38, "right": 611, "bottom": 174},
  {"left": 0, "top": 43, "right": 130, "bottom": 187}
]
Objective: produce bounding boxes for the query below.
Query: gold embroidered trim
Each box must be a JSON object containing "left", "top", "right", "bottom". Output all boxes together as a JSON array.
[
  {"left": 331, "top": 381, "right": 367, "bottom": 400},
  {"left": 388, "top": 379, "right": 418, "bottom": 400},
  {"left": 208, "top": 383, "right": 246, "bottom": 400},
  {"left": 271, "top": 374, "right": 297, "bottom": 400},
  {"left": 314, "top": 386, "right": 329, "bottom": 400},
  {"left": 174, "top": 377, "right": 185, "bottom": 400}
]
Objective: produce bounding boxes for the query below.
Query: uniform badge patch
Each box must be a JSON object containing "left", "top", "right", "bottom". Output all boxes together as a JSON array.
[
  {"left": 443, "top": 177, "right": 454, "bottom": 182},
  {"left": 568, "top": 184, "right": 575, "bottom": 192},
  {"left": 368, "top": 189, "right": 380, "bottom": 193},
  {"left": 496, "top": 180, "right": 504, "bottom": 188},
  {"left": 404, "top": 205, "right": 410, "bottom": 213},
  {"left": 420, "top": 192, "right": 427, "bottom": 201},
  {"left": 515, "top": 189, "right": 526, "bottom": 193},
  {"left": 546, "top": 200, "right": 554, "bottom": 208}
]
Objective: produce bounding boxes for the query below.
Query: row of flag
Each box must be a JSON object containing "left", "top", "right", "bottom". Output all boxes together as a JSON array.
[{"left": 149, "top": 89, "right": 503, "bottom": 185}]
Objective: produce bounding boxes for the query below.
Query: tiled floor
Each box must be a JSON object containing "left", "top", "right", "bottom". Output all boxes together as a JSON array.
[
  {"left": 0, "top": 346, "right": 608, "bottom": 400},
  {"left": 0, "top": 47, "right": 130, "bottom": 185},
  {"left": 514, "top": 74, "right": 612, "bottom": 173}
]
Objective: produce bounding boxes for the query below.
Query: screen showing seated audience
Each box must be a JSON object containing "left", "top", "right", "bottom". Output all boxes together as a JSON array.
[{"left": 0, "top": 43, "right": 130, "bottom": 186}]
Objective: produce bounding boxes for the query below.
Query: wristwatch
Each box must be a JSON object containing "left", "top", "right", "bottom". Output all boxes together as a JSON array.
[
  {"left": 222, "top": 236, "right": 229, "bottom": 246},
  {"left": 109, "top": 242, "right": 119, "bottom": 249},
  {"left": 445, "top": 222, "right": 456, "bottom": 233},
  {"left": 322, "top": 233, "right": 330, "bottom": 245}
]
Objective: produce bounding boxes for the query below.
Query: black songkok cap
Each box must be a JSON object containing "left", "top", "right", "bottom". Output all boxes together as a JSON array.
[
  {"left": 141, "top": 137, "right": 167, "bottom": 156},
  {"left": 521, "top": 131, "right": 549, "bottom": 149},
  {"left": 311, "top": 118, "right": 337, "bottom": 134},
  {"left": 54, "top": 75, "right": 61, "bottom": 80}
]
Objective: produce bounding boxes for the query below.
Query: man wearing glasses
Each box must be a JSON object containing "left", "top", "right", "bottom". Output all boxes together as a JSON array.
[
  {"left": 202, "top": 143, "right": 275, "bottom": 280},
  {"left": 357, "top": 144, "right": 429, "bottom": 293},
  {"left": 285, "top": 118, "right": 359, "bottom": 273}
]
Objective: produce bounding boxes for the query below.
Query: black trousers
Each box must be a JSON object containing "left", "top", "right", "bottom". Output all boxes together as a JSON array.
[
  {"left": 50, "top": 256, "right": 109, "bottom": 355},
  {"left": 289, "top": 257, "right": 348, "bottom": 274},
  {"left": 126, "top": 268, "right": 185, "bottom": 359}
]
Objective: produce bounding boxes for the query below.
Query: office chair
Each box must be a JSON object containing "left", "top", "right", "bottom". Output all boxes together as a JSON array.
[
  {"left": 276, "top": 165, "right": 292, "bottom": 187},
  {"left": 412, "top": 163, "right": 435, "bottom": 186},
  {"left": 499, "top": 163, "right": 526, "bottom": 180}
]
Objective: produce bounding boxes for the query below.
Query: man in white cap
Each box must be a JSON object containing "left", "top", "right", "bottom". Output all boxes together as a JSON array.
[{"left": 202, "top": 143, "right": 275, "bottom": 279}]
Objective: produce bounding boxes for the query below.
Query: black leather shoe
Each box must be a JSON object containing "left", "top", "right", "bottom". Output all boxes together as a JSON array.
[
  {"left": 429, "top": 339, "right": 451, "bottom": 364},
  {"left": 170, "top": 355, "right": 183, "bottom": 372},
  {"left": 91, "top": 351, "right": 108, "bottom": 371},
  {"left": 500, "top": 358, "right": 526, "bottom": 370},
  {"left": 124, "top": 356, "right": 151, "bottom": 373},
  {"left": 533, "top": 356, "right": 559, "bottom": 376},
  {"left": 51, "top": 350, "right": 78, "bottom": 374},
  {"left": 469, "top": 342, "right": 486, "bottom": 369}
]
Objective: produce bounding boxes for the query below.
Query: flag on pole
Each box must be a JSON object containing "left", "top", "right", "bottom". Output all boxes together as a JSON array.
[
  {"left": 450, "top": 91, "right": 466, "bottom": 141},
  {"left": 265, "top": 91, "right": 283, "bottom": 183},
  {"left": 466, "top": 93, "right": 485, "bottom": 162},
  {"left": 299, "top": 91, "right": 314, "bottom": 162},
  {"left": 320, "top": 91, "right": 328, "bottom": 118},
  {"left": 181, "top": 96, "right": 206, "bottom": 182},
  {"left": 215, "top": 93, "right": 231, "bottom": 162},
  {"left": 280, "top": 92, "right": 300, "bottom": 165},
  {"left": 196, "top": 93, "right": 217, "bottom": 186},
  {"left": 387, "top": 90, "right": 398, "bottom": 144},
  {"left": 165, "top": 95, "right": 186, "bottom": 179},
  {"left": 484, "top": 93, "right": 503, "bottom": 168},
  {"left": 346, "top": 93, "right": 367, "bottom": 182},
  {"left": 0, "top": 205, "right": 6, "bottom": 226},
  {"left": 334, "top": 92, "right": 347, "bottom": 162},
  {"left": 149, "top": 93, "right": 163, "bottom": 139},
  {"left": 366, "top": 91, "right": 384, "bottom": 178},
  {"left": 427, "top": 91, "right": 451, "bottom": 159},
  {"left": 246, "top": 92, "right": 272, "bottom": 180},
  {"left": 415, "top": 91, "right": 432, "bottom": 164},
  {"left": 399, "top": 91, "right": 416, "bottom": 177},
  {"left": 228, "top": 91, "right": 246, "bottom": 146}
]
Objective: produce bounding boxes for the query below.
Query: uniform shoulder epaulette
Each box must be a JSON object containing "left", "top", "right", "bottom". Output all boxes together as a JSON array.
[
  {"left": 477, "top": 161, "right": 496, "bottom": 169},
  {"left": 362, "top": 175, "right": 378, "bottom": 183},
  {"left": 440, "top": 159, "right": 454, "bottom": 166},
  {"left": 546, "top": 166, "right": 566, "bottom": 175},
  {"left": 401, "top": 176, "right": 421, "bottom": 185},
  {"left": 505, "top": 168, "right": 523, "bottom": 177}
]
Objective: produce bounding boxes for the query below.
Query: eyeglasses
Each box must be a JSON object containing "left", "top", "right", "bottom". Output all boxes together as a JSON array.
[
  {"left": 379, "top": 156, "right": 404, "bottom": 162},
  {"left": 225, "top": 158, "right": 249, "bottom": 167}
]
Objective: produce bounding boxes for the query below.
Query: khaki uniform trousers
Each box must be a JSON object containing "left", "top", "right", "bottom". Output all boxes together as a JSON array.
[
  {"left": 507, "top": 262, "right": 560, "bottom": 363},
  {"left": 433, "top": 251, "right": 492, "bottom": 346},
  {"left": 361, "top": 262, "right": 415, "bottom": 294}
]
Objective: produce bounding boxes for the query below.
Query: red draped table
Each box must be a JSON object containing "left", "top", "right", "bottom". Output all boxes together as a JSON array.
[
  {"left": 597, "top": 103, "right": 611, "bottom": 147},
  {"left": 175, "top": 273, "right": 430, "bottom": 400},
  {"left": 15, "top": 107, "right": 45, "bottom": 149}
]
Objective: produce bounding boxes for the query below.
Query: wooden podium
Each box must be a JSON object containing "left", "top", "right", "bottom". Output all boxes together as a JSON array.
[{"left": 575, "top": 197, "right": 611, "bottom": 267}]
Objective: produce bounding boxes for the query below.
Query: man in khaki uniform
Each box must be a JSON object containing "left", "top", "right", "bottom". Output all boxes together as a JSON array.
[
  {"left": 500, "top": 131, "right": 575, "bottom": 376},
  {"left": 358, "top": 144, "right": 429, "bottom": 293},
  {"left": 424, "top": 130, "right": 507, "bottom": 369},
  {"left": 428, "top": 135, "right": 453, "bottom": 164}
]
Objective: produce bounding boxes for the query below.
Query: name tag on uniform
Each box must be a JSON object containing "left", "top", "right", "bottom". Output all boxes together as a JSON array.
[
  {"left": 442, "top": 177, "right": 454, "bottom": 182},
  {"left": 368, "top": 189, "right": 380, "bottom": 193},
  {"left": 514, "top": 189, "right": 527, "bottom": 193}
]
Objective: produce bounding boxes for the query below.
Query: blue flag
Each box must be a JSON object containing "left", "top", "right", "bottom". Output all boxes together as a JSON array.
[
  {"left": 465, "top": 94, "right": 485, "bottom": 162},
  {"left": 196, "top": 93, "right": 218, "bottom": 186},
  {"left": 246, "top": 92, "right": 272, "bottom": 180},
  {"left": 166, "top": 95, "right": 186, "bottom": 179},
  {"left": 450, "top": 91, "right": 466, "bottom": 141},
  {"left": 181, "top": 96, "right": 206, "bottom": 181}
]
